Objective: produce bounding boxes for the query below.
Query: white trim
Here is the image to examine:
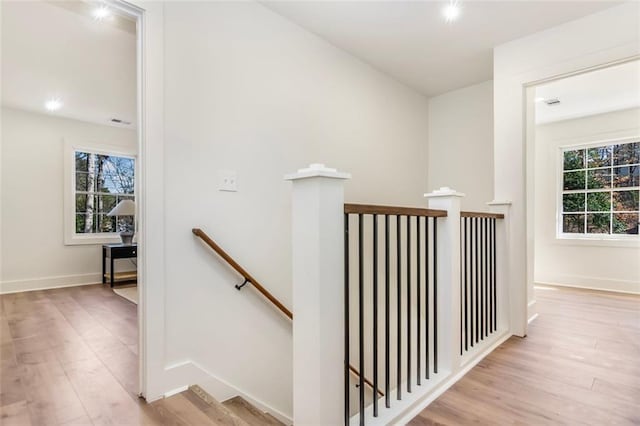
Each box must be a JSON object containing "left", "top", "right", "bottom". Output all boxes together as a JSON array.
[
  {"left": 63, "top": 140, "right": 137, "bottom": 246},
  {"left": 536, "top": 279, "right": 640, "bottom": 295},
  {"left": 0, "top": 273, "right": 102, "bottom": 294},
  {"left": 163, "top": 385, "right": 189, "bottom": 398}
]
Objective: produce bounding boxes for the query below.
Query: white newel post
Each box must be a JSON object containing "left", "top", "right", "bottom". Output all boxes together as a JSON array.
[
  {"left": 285, "top": 164, "right": 351, "bottom": 426},
  {"left": 425, "top": 187, "right": 464, "bottom": 373},
  {"left": 487, "top": 201, "right": 513, "bottom": 334}
]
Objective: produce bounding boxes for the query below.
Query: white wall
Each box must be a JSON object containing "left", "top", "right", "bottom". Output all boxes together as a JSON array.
[
  {"left": 0, "top": 107, "right": 137, "bottom": 293},
  {"left": 428, "top": 80, "right": 494, "bottom": 210},
  {"left": 535, "top": 108, "right": 640, "bottom": 294},
  {"left": 161, "top": 1, "right": 429, "bottom": 418},
  {"left": 493, "top": 2, "right": 640, "bottom": 334}
]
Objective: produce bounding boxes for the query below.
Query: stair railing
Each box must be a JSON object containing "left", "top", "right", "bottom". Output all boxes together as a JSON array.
[{"left": 192, "top": 227, "right": 383, "bottom": 398}]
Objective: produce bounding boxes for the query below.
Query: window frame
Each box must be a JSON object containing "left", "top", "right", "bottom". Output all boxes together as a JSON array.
[
  {"left": 556, "top": 136, "right": 640, "bottom": 242},
  {"left": 64, "top": 140, "right": 137, "bottom": 245}
]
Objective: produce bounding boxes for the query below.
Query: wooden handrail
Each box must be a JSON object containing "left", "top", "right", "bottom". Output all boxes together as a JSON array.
[
  {"left": 460, "top": 211, "right": 505, "bottom": 219},
  {"left": 192, "top": 228, "right": 293, "bottom": 319},
  {"left": 345, "top": 203, "right": 447, "bottom": 217},
  {"left": 192, "top": 227, "right": 384, "bottom": 397},
  {"left": 349, "top": 365, "right": 384, "bottom": 397}
]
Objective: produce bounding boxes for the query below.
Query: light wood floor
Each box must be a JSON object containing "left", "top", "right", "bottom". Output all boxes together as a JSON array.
[
  {"left": 0, "top": 284, "right": 283, "bottom": 426},
  {"left": 410, "top": 286, "right": 640, "bottom": 425},
  {"left": 3, "top": 284, "right": 639, "bottom": 425},
  {"left": 0, "top": 284, "right": 153, "bottom": 425}
]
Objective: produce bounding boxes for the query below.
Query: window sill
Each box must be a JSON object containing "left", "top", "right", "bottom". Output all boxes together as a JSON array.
[
  {"left": 64, "top": 233, "right": 124, "bottom": 246},
  {"left": 554, "top": 236, "right": 640, "bottom": 248}
]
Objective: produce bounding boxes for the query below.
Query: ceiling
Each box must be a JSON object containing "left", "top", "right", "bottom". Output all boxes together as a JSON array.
[
  {"left": 264, "top": 1, "right": 623, "bottom": 96},
  {"left": 535, "top": 60, "right": 640, "bottom": 124},
  {"left": 1, "top": 1, "right": 136, "bottom": 128}
]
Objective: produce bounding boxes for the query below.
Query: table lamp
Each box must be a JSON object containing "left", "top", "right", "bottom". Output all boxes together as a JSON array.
[{"left": 107, "top": 199, "right": 136, "bottom": 245}]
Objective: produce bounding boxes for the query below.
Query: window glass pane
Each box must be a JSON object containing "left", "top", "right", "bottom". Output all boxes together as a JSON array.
[
  {"left": 75, "top": 194, "right": 88, "bottom": 213},
  {"left": 613, "top": 213, "right": 639, "bottom": 234},
  {"left": 586, "top": 213, "right": 610, "bottom": 234},
  {"left": 75, "top": 152, "right": 89, "bottom": 172},
  {"left": 587, "top": 192, "right": 610, "bottom": 212},
  {"left": 613, "top": 190, "right": 639, "bottom": 211},
  {"left": 98, "top": 215, "right": 117, "bottom": 233},
  {"left": 75, "top": 172, "right": 89, "bottom": 192},
  {"left": 99, "top": 194, "right": 118, "bottom": 215},
  {"left": 102, "top": 157, "right": 135, "bottom": 194},
  {"left": 587, "top": 169, "right": 611, "bottom": 189},
  {"left": 613, "top": 166, "right": 640, "bottom": 188},
  {"left": 613, "top": 142, "right": 640, "bottom": 166},
  {"left": 587, "top": 146, "right": 612, "bottom": 168},
  {"left": 75, "top": 213, "right": 98, "bottom": 233},
  {"left": 563, "top": 214, "right": 585, "bottom": 233},
  {"left": 563, "top": 171, "right": 585, "bottom": 190},
  {"left": 563, "top": 193, "right": 585, "bottom": 212},
  {"left": 563, "top": 149, "right": 584, "bottom": 170}
]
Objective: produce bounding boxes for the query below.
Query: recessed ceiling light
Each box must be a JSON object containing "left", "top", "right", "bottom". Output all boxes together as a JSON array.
[
  {"left": 92, "top": 5, "right": 111, "bottom": 21},
  {"left": 45, "top": 99, "right": 63, "bottom": 112},
  {"left": 443, "top": 1, "right": 461, "bottom": 23}
]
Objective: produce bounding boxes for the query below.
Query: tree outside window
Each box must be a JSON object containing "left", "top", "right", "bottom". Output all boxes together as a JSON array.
[
  {"left": 74, "top": 150, "right": 135, "bottom": 234},
  {"left": 561, "top": 141, "right": 639, "bottom": 236}
]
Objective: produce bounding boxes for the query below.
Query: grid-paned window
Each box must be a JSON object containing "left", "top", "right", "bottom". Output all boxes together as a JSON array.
[
  {"left": 74, "top": 150, "right": 135, "bottom": 234},
  {"left": 561, "top": 141, "right": 639, "bottom": 236}
]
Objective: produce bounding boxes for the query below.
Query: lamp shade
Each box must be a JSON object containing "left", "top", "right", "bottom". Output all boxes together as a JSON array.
[{"left": 107, "top": 199, "right": 136, "bottom": 217}]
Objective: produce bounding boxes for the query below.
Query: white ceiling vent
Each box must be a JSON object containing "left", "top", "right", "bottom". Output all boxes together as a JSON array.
[{"left": 544, "top": 98, "right": 561, "bottom": 106}]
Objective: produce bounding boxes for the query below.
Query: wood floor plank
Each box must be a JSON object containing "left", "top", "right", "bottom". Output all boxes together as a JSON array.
[
  {"left": 0, "top": 400, "right": 32, "bottom": 426},
  {"left": 62, "top": 357, "right": 154, "bottom": 426},
  {"left": 20, "top": 360, "right": 89, "bottom": 425}
]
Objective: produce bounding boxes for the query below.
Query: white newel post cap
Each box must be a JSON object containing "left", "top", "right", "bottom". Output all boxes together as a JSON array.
[
  {"left": 424, "top": 187, "right": 465, "bottom": 199},
  {"left": 285, "top": 163, "right": 351, "bottom": 181}
]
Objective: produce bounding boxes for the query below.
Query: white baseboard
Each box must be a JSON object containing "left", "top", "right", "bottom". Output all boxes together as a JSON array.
[
  {"left": 535, "top": 279, "right": 640, "bottom": 295},
  {"left": 160, "top": 360, "right": 293, "bottom": 425},
  {"left": 0, "top": 273, "right": 103, "bottom": 294}
]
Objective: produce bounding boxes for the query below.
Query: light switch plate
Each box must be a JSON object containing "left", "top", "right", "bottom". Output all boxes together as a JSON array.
[{"left": 218, "top": 170, "right": 237, "bottom": 192}]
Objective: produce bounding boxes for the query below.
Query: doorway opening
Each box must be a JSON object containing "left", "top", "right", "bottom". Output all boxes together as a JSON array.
[
  {"left": 1, "top": 0, "right": 147, "bottom": 411},
  {"left": 525, "top": 59, "right": 640, "bottom": 309}
]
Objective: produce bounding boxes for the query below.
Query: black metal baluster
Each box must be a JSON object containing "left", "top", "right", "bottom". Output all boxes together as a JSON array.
[
  {"left": 425, "top": 217, "right": 430, "bottom": 380},
  {"left": 407, "top": 216, "right": 411, "bottom": 393},
  {"left": 396, "top": 215, "right": 402, "bottom": 400},
  {"left": 460, "top": 218, "right": 463, "bottom": 355},
  {"left": 384, "top": 215, "right": 390, "bottom": 408},
  {"left": 480, "top": 217, "right": 485, "bottom": 340},
  {"left": 474, "top": 217, "right": 479, "bottom": 345},
  {"left": 344, "top": 214, "right": 350, "bottom": 426},
  {"left": 373, "top": 215, "right": 379, "bottom": 417},
  {"left": 433, "top": 217, "right": 438, "bottom": 374},
  {"left": 358, "top": 215, "right": 364, "bottom": 425},
  {"left": 469, "top": 217, "right": 474, "bottom": 347},
  {"left": 464, "top": 217, "right": 471, "bottom": 351},
  {"left": 484, "top": 218, "right": 489, "bottom": 338},
  {"left": 416, "top": 217, "right": 421, "bottom": 385},
  {"left": 492, "top": 218, "right": 497, "bottom": 332}
]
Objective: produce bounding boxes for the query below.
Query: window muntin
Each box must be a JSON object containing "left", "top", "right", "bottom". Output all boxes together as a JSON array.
[
  {"left": 73, "top": 150, "right": 135, "bottom": 234},
  {"left": 560, "top": 141, "right": 639, "bottom": 237}
]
